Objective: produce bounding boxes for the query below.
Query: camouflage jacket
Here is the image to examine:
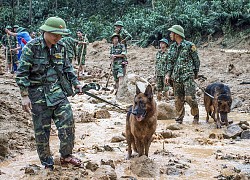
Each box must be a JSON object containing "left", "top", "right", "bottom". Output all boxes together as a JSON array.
[
  {"left": 61, "top": 36, "right": 78, "bottom": 59},
  {"left": 166, "top": 40, "right": 200, "bottom": 83},
  {"left": 16, "top": 36, "right": 80, "bottom": 106},
  {"left": 1, "top": 34, "right": 17, "bottom": 54},
  {"left": 110, "top": 43, "right": 127, "bottom": 62},
  {"left": 116, "top": 28, "right": 132, "bottom": 44},
  {"left": 77, "top": 36, "right": 89, "bottom": 57},
  {"left": 155, "top": 50, "right": 168, "bottom": 76}
]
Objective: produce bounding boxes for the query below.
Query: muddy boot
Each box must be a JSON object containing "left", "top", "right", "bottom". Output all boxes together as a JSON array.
[
  {"left": 193, "top": 115, "right": 199, "bottom": 124},
  {"left": 175, "top": 118, "right": 183, "bottom": 124}
]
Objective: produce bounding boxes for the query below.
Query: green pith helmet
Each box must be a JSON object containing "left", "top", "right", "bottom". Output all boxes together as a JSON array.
[
  {"left": 16, "top": 27, "right": 26, "bottom": 33},
  {"left": 5, "top": 25, "right": 12, "bottom": 29},
  {"left": 168, "top": 25, "right": 185, "bottom": 38},
  {"left": 114, "top": 21, "right": 124, "bottom": 27},
  {"left": 13, "top": 25, "right": 19, "bottom": 28},
  {"left": 110, "top": 33, "right": 121, "bottom": 41},
  {"left": 40, "top": 16, "right": 69, "bottom": 35},
  {"left": 159, "top": 38, "right": 169, "bottom": 45}
]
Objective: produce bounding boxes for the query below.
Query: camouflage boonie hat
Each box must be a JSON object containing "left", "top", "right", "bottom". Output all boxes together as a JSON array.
[
  {"left": 13, "top": 25, "right": 19, "bottom": 28},
  {"left": 110, "top": 33, "right": 121, "bottom": 41},
  {"left": 168, "top": 25, "right": 185, "bottom": 38},
  {"left": 40, "top": 16, "right": 69, "bottom": 35},
  {"left": 114, "top": 21, "right": 124, "bottom": 27},
  {"left": 159, "top": 38, "right": 169, "bottom": 45},
  {"left": 5, "top": 25, "right": 12, "bottom": 29},
  {"left": 16, "top": 27, "right": 26, "bottom": 33}
]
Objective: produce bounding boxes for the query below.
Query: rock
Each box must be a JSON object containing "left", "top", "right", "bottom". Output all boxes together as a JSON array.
[
  {"left": 94, "top": 109, "right": 111, "bottom": 119},
  {"left": 223, "top": 124, "right": 243, "bottom": 139},
  {"left": 85, "top": 161, "right": 99, "bottom": 172},
  {"left": 166, "top": 123, "right": 183, "bottom": 131},
  {"left": 100, "top": 159, "right": 115, "bottom": 169},
  {"left": 116, "top": 73, "right": 149, "bottom": 103},
  {"left": 0, "top": 133, "right": 9, "bottom": 158},
  {"left": 91, "top": 165, "right": 117, "bottom": 180},
  {"left": 157, "top": 102, "right": 176, "bottom": 120},
  {"left": 111, "top": 135, "right": 126, "bottom": 143},
  {"left": 75, "top": 111, "right": 95, "bottom": 123},
  {"left": 130, "top": 155, "right": 157, "bottom": 178},
  {"left": 240, "top": 124, "right": 249, "bottom": 130},
  {"left": 160, "top": 130, "right": 173, "bottom": 139},
  {"left": 23, "top": 164, "right": 41, "bottom": 175},
  {"left": 238, "top": 120, "right": 250, "bottom": 127},
  {"left": 241, "top": 130, "right": 250, "bottom": 139},
  {"left": 231, "top": 98, "right": 243, "bottom": 109},
  {"left": 103, "top": 145, "right": 114, "bottom": 151}
]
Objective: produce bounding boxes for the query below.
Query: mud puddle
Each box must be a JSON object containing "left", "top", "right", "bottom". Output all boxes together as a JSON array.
[{"left": 0, "top": 102, "right": 249, "bottom": 179}]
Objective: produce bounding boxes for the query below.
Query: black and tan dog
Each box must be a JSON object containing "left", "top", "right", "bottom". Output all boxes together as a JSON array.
[
  {"left": 204, "top": 82, "right": 232, "bottom": 128},
  {"left": 126, "top": 84, "right": 157, "bottom": 159}
]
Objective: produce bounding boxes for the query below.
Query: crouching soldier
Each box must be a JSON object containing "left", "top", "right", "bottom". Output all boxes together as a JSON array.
[{"left": 110, "top": 33, "right": 127, "bottom": 95}]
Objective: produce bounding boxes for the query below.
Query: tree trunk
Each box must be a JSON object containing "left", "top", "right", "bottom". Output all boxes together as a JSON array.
[{"left": 29, "top": 0, "right": 32, "bottom": 25}]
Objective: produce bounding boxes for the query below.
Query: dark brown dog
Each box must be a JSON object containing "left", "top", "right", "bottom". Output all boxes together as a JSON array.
[
  {"left": 204, "top": 83, "right": 232, "bottom": 128},
  {"left": 126, "top": 84, "right": 157, "bottom": 159}
]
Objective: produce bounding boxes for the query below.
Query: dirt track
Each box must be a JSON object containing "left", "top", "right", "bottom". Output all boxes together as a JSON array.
[{"left": 0, "top": 39, "right": 250, "bottom": 179}]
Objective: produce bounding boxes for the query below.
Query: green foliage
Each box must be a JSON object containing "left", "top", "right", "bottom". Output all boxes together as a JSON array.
[{"left": 0, "top": 0, "right": 249, "bottom": 46}]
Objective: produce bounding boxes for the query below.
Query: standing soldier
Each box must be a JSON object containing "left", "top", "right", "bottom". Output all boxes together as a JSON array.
[
  {"left": 114, "top": 21, "right": 132, "bottom": 51},
  {"left": 155, "top": 38, "right": 169, "bottom": 101},
  {"left": 110, "top": 33, "right": 127, "bottom": 94},
  {"left": 61, "top": 32, "right": 79, "bottom": 64},
  {"left": 1, "top": 25, "right": 18, "bottom": 73},
  {"left": 76, "top": 30, "right": 88, "bottom": 76},
  {"left": 165, "top": 25, "right": 200, "bottom": 124},
  {"left": 16, "top": 17, "right": 83, "bottom": 170}
]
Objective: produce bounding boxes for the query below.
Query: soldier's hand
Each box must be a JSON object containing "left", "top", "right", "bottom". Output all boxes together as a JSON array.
[
  {"left": 75, "top": 85, "right": 84, "bottom": 95},
  {"left": 110, "top": 54, "right": 116, "bottom": 60},
  {"left": 21, "top": 96, "right": 32, "bottom": 114}
]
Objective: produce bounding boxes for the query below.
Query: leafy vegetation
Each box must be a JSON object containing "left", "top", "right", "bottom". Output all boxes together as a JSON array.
[{"left": 0, "top": 0, "right": 249, "bottom": 46}]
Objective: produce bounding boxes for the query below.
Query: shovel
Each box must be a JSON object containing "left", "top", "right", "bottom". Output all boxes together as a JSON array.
[{"left": 102, "top": 63, "right": 112, "bottom": 91}]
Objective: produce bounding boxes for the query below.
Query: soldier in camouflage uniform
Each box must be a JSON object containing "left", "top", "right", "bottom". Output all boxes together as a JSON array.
[
  {"left": 110, "top": 33, "right": 127, "bottom": 94},
  {"left": 165, "top": 25, "right": 200, "bottom": 124},
  {"left": 61, "top": 33, "right": 79, "bottom": 64},
  {"left": 114, "top": 21, "right": 132, "bottom": 51},
  {"left": 1, "top": 25, "right": 18, "bottom": 73},
  {"left": 155, "top": 38, "right": 169, "bottom": 101},
  {"left": 76, "top": 30, "right": 89, "bottom": 76},
  {"left": 16, "top": 17, "right": 83, "bottom": 170}
]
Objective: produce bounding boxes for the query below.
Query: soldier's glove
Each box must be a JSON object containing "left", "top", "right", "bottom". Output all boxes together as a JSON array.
[{"left": 21, "top": 96, "right": 32, "bottom": 114}]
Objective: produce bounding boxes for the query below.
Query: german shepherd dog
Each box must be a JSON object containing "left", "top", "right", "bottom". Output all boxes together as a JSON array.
[
  {"left": 126, "top": 84, "right": 157, "bottom": 159},
  {"left": 204, "top": 83, "right": 232, "bottom": 128}
]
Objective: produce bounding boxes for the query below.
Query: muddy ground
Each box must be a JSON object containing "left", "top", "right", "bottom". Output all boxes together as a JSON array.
[{"left": 0, "top": 37, "right": 250, "bottom": 180}]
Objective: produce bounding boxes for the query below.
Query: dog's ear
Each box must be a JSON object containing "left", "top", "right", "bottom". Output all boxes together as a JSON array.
[
  {"left": 136, "top": 85, "right": 141, "bottom": 95},
  {"left": 144, "top": 84, "right": 153, "bottom": 100}
]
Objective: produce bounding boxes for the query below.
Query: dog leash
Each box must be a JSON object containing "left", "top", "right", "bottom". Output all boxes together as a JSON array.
[{"left": 194, "top": 81, "right": 214, "bottom": 99}]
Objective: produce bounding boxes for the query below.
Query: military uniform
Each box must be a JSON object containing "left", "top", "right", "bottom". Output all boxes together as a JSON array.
[
  {"left": 16, "top": 17, "right": 80, "bottom": 168},
  {"left": 155, "top": 49, "right": 168, "bottom": 92},
  {"left": 77, "top": 35, "right": 89, "bottom": 65},
  {"left": 167, "top": 39, "right": 200, "bottom": 122},
  {"left": 110, "top": 42, "right": 127, "bottom": 81},
  {"left": 61, "top": 36, "right": 78, "bottom": 63},
  {"left": 114, "top": 21, "right": 132, "bottom": 50}
]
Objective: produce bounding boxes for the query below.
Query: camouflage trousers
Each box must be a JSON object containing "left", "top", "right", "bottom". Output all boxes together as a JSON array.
[
  {"left": 77, "top": 54, "right": 86, "bottom": 65},
  {"left": 5, "top": 53, "right": 18, "bottom": 64},
  {"left": 31, "top": 98, "right": 75, "bottom": 167},
  {"left": 112, "top": 60, "right": 126, "bottom": 82},
  {"left": 156, "top": 76, "right": 169, "bottom": 92},
  {"left": 173, "top": 78, "right": 199, "bottom": 121}
]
